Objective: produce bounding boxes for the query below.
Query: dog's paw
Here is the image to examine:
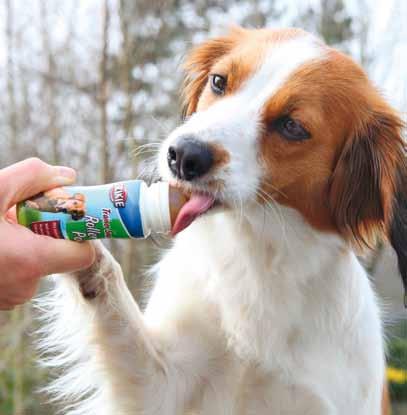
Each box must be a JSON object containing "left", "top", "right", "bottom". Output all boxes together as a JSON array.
[
  {"left": 77, "top": 271, "right": 105, "bottom": 300},
  {"left": 73, "top": 241, "right": 120, "bottom": 300}
]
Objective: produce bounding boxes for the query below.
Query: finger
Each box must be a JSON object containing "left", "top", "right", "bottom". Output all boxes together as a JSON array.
[
  {"left": 0, "top": 302, "right": 15, "bottom": 311},
  {"left": 34, "top": 236, "right": 96, "bottom": 276},
  {"left": 0, "top": 158, "right": 76, "bottom": 213},
  {"left": 0, "top": 306, "right": 14, "bottom": 311},
  {"left": 5, "top": 206, "right": 17, "bottom": 223}
]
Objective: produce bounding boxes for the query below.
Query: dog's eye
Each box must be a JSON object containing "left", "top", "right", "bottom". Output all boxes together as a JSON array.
[
  {"left": 274, "top": 116, "right": 310, "bottom": 141},
  {"left": 210, "top": 74, "right": 227, "bottom": 95}
]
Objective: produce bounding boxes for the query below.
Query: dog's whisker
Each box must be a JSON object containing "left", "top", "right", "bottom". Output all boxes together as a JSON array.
[
  {"left": 234, "top": 190, "right": 244, "bottom": 233},
  {"left": 149, "top": 115, "right": 175, "bottom": 136},
  {"left": 133, "top": 146, "right": 160, "bottom": 156},
  {"left": 258, "top": 188, "right": 293, "bottom": 249},
  {"left": 247, "top": 195, "right": 268, "bottom": 242},
  {"left": 238, "top": 189, "right": 244, "bottom": 232},
  {"left": 132, "top": 143, "right": 162, "bottom": 160},
  {"left": 259, "top": 179, "right": 287, "bottom": 200},
  {"left": 255, "top": 188, "right": 289, "bottom": 246}
]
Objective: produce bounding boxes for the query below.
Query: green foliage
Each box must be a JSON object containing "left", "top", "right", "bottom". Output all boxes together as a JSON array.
[
  {"left": 388, "top": 336, "right": 407, "bottom": 402},
  {"left": 0, "top": 371, "right": 14, "bottom": 415},
  {"left": 0, "top": 365, "right": 51, "bottom": 415},
  {"left": 0, "top": 307, "right": 53, "bottom": 415}
]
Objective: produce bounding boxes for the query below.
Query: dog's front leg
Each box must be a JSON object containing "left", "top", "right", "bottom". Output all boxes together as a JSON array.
[{"left": 38, "top": 241, "right": 196, "bottom": 415}]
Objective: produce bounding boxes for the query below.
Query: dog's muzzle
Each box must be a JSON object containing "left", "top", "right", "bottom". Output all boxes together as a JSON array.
[{"left": 167, "top": 138, "right": 214, "bottom": 181}]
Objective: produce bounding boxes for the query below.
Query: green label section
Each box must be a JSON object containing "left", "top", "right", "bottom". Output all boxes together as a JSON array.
[
  {"left": 17, "top": 206, "right": 41, "bottom": 226},
  {"left": 66, "top": 214, "right": 130, "bottom": 240}
]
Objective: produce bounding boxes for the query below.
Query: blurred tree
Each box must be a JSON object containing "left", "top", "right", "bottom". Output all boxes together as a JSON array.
[
  {"left": 39, "top": 1, "right": 60, "bottom": 165},
  {"left": 5, "top": 0, "right": 18, "bottom": 162},
  {"left": 318, "top": 0, "right": 353, "bottom": 45},
  {"left": 297, "top": 0, "right": 353, "bottom": 48},
  {"left": 39, "top": 0, "right": 61, "bottom": 164},
  {"left": 99, "top": 0, "right": 111, "bottom": 184}
]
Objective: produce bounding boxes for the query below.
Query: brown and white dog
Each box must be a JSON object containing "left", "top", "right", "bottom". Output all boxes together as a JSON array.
[
  {"left": 38, "top": 28, "right": 406, "bottom": 415},
  {"left": 25, "top": 188, "right": 86, "bottom": 220}
]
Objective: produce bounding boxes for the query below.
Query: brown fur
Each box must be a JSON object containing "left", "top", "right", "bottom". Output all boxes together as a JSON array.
[
  {"left": 382, "top": 382, "right": 391, "bottom": 415},
  {"left": 209, "top": 142, "right": 230, "bottom": 169},
  {"left": 182, "top": 27, "right": 310, "bottom": 117},
  {"left": 182, "top": 27, "right": 243, "bottom": 117},
  {"left": 259, "top": 50, "right": 406, "bottom": 247},
  {"left": 330, "top": 106, "right": 405, "bottom": 246}
]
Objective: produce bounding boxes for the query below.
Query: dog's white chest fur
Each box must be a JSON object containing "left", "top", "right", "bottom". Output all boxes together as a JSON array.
[
  {"left": 39, "top": 205, "right": 385, "bottom": 415},
  {"left": 143, "top": 206, "right": 384, "bottom": 414}
]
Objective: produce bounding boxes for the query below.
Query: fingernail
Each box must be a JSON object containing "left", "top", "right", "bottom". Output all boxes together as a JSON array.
[{"left": 55, "top": 166, "right": 77, "bottom": 184}]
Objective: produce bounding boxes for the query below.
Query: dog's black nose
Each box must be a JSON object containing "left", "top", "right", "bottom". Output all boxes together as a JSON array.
[{"left": 167, "top": 138, "right": 214, "bottom": 181}]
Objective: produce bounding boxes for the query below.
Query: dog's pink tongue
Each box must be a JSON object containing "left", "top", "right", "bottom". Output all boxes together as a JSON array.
[{"left": 171, "top": 193, "right": 215, "bottom": 236}]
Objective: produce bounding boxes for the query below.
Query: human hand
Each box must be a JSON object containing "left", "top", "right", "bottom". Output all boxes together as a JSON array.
[{"left": 0, "top": 158, "right": 95, "bottom": 310}]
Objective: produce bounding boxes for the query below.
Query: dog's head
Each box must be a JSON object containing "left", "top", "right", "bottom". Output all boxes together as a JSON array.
[
  {"left": 159, "top": 27, "right": 407, "bottom": 291},
  {"left": 56, "top": 194, "right": 86, "bottom": 220}
]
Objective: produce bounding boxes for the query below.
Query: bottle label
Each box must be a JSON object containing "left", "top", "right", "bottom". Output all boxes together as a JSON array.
[{"left": 17, "top": 181, "right": 145, "bottom": 240}]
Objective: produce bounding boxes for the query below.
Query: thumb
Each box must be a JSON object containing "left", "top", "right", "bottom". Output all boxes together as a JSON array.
[{"left": 0, "top": 158, "right": 76, "bottom": 213}]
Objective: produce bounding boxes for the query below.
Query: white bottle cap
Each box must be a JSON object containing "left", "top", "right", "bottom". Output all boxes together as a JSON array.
[{"left": 139, "top": 181, "right": 171, "bottom": 236}]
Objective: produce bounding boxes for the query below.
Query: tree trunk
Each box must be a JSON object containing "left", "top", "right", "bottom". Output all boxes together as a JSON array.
[
  {"left": 99, "top": 0, "right": 119, "bottom": 256},
  {"left": 39, "top": 0, "right": 60, "bottom": 164},
  {"left": 118, "top": 0, "right": 140, "bottom": 285},
  {"left": 99, "top": 0, "right": 110, "bottom": 183},
  {"left": 6, "top": 0, "right": 18, "bottom": 162}
]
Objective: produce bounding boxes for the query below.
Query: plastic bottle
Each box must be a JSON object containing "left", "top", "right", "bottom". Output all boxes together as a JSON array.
[{"left": 17, "top": 180, "right": 189, "bottom": 241}]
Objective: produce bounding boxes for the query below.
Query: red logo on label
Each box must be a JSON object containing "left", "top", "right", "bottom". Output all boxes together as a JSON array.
[
  {"left": 109, "top": 183, "right": 127, "bottom": 208},
  {"left": 30, "top": 220, "right": 63, "bottom": 239}
]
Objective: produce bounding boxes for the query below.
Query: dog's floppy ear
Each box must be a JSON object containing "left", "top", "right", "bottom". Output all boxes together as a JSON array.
[
  {"left": 329, "top": 106, "right": 405, "bottom": 246},
  {"left": 330, "top": 101, "right": 407, "bottom": 299},
  {"left": 389, "top": 160, "right": 407, "bottom": 305},
  {"left": 73, "top": 193, "right": 85, "bottom": 201},
  {"left": 181, "top": 27, "right": 244, "bottom": 118}
]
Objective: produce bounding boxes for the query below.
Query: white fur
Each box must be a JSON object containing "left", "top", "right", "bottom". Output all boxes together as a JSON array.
[{"left": 37, "top": 34, "right": 385, "bottom": 415}]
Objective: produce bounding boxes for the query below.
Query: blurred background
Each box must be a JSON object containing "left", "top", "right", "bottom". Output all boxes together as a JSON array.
[{"left": 0, "top": 0, "right": 406, "bottom": 413}]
